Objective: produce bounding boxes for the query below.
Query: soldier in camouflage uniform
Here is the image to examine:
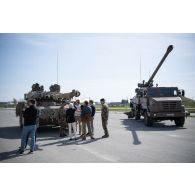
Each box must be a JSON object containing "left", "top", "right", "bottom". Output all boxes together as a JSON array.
[{"left": 100, "top": 98, "right": 109, "bottom": 138}]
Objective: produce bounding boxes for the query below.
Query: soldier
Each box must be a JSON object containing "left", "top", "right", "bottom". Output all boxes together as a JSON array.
[{"left": 100, "top": 98, "right": 109, "bottom": 138}]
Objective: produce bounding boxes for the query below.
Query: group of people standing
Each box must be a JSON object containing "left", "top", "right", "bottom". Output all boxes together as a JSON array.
[
  {"left": 17, "top": 98, "right": 109, "bottom": 154},
  {"left": 65, "top": 98, "right": 109, "bottom": 141}
]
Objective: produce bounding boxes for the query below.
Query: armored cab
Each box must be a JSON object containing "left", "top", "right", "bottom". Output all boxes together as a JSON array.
[
  {"left": 126, "top": 45, "right": 189, "bottom": 127},
  {"left": 16, "top": 83, "right": 80, "bottom": 128}
]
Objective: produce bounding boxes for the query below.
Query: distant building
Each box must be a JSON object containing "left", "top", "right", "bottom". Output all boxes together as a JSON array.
[
  {"left": 108, "top": 102, "right": 122, "bottom": 107},
  {"left": 95, "top": 101, "right": 129, "bottom": 107},
  {"left": 0, "top": 102, "right": 15, "bottom": 108}
]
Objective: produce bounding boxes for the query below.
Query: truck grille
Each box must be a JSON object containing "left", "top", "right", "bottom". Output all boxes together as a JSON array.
[{"left": 162, "top": 102, "right": 178, "bottom": 111}]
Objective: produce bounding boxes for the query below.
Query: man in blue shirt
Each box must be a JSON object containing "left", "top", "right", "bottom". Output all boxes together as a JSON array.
[
  {"left": 81, "top": 101, "right": 95, "bottom": 140},
  {"left": 88, "top": 100, "right": 96, "bottom": 136}
]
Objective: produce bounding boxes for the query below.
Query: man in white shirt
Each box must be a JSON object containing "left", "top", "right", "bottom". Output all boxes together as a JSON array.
[{"left": 74, "top": 99, "right": 82, "bottom": 135}]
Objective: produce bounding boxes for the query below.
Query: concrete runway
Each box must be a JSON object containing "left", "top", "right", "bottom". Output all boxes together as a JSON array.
[{"left": 0, "top": 109, "right": 195, "bottom": 163}]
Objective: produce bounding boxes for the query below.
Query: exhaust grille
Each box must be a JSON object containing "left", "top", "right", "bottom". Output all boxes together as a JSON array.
[{"left": 162, "top": 101, "right": 179, "bottom": 111}]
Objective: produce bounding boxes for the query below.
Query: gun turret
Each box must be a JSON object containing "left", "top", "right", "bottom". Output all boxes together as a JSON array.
[
  {"left": 26, "top": 83, "right": 80, "bottom": 101},
  {"left": 138, "top": 45, "right": 173, "bottom": 88}
]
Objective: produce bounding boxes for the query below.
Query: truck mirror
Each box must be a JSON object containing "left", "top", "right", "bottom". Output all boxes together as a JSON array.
[
  {"left": 24, "top": 94, "right": 27, "bottom": 100},
  {"left": 182, "top": 90, "right": 185, "bottom": 97},
  {"left": 178, "top": 89, "right": 185, "bottom": 97}
]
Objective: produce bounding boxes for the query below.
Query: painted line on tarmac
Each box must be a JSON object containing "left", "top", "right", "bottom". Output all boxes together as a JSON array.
[
  {"left": 168, "top": 134, "right": 181, "bottom": 138},
  {"left": 77, "top": 145, "right": 118, "bottom": 162}
]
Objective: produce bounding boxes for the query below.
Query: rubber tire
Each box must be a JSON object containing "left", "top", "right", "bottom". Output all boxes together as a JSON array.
[
  {"left": 144, "top": 112, "right": 153, "bottom": 126},
  {"left": 135, "top": 112, "right": 141, "bottom": 120},
  {"left": 174, "top": 117, "right": 185, "bottom": 127}
]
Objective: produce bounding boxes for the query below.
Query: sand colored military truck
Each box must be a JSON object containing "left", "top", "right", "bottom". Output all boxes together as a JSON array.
[{"left": 125, "top": 45, "right": 189, "bottom": 126}]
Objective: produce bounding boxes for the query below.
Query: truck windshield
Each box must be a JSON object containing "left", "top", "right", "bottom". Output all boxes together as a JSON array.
[{"left": 147, "top": 88, "right": 178, "bottom": 97}]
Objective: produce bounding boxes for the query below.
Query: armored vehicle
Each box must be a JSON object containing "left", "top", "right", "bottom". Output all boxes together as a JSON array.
[
  {"left": 125, "top": 45, "right": 189, "bottom": 126},
  {"left": 16, "top": 83, "right": 80, "bottom": 128}
]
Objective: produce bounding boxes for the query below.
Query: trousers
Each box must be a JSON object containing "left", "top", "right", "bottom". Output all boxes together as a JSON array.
[
  {"left": 68, "top": 122, "right": 76, "bottom": 139},
  {"left": 102, "top": 118, "right": 109, "bottom": 136},
  {"left": 20, "top": 125, "right": 36, "bottom": 152},
  {"left": 89, "top": 117, "right": 94, "bottom": 135},
  {"left": 75, "top": 116, "right": 82, "bottom": 134},
  {"left": 82, "top": 119, "right": 92, "bottom": 138}
]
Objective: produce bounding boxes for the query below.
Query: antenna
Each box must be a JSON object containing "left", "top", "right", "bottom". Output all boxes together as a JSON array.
[
  {"left": 149, "top": 69, "right": 151, "bottom": 80},
  {"left": 140, "top": 56, "right": 142, "bottom": 82},
  {"left": 57, "top": 50, "right": 59, "bottom": 84}
]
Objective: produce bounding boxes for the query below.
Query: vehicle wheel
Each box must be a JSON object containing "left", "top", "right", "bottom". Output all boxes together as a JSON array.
[
  {"left": 127, "top": 112, "right": 133, "bottom": 118},
  {"left": 144, "top": 112, "right": 153, "bottom": 126},
  {"left": 174, "top": 117, "right": 185, "bottom": 127},
  {"left": 126, "top": 110, "right": 134, "bottom": 119},
  {"left": 135, "top": 111, "right": 141, "bottom": 120}
]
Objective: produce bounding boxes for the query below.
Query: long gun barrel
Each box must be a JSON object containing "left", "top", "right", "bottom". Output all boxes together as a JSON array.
[{"left": 144, "top": 45, "right": 173, "bottom": 87}]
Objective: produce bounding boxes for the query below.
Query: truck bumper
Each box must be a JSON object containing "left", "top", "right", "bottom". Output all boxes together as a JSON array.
[{"left": 149, "top": 112, "right": 187, "bottom": 118}]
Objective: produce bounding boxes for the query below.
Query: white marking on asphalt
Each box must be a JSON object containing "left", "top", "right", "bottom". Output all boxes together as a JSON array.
[
  {"left": 168, "top": 134, "right": 180, "bottom": 138},
  {"left": 77, "top": 145, "right": 118, "bottom": 162}
]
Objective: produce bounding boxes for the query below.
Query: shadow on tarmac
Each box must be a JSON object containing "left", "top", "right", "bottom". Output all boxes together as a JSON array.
[
  {"left": 0, "top": 126, "right": 22, "bottom": 139},
  {"left": 0, "top": 149, "right": 20, "bottom": 162},
  {"left": 121, "top": 118, "right": 186, "bottom": 145},
  {"left": 57, "top": 137, "right": 102, "bottom": 146},
  {"left": 0, "top": 125, "right": 102, "bottom": 161},
  {"left": 0, "top": 126, "right": 61, "bottom": 140},
  {"left": 0, "top": 148, "right": 35, "bottom": 162},
  {"left": 39, "top": 136, "right": 102, "bottom": 147}
]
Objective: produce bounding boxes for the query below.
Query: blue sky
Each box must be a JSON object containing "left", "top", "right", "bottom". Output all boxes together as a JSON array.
[{"left": 0, "top": 33, "right": 195, "bottom": 102}]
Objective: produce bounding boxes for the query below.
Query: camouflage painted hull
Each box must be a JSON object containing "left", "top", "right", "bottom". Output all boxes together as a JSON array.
[
  {"left": 16, "top": 103, "right": 67, "bottom": 128},
  {"left": 16, "top": 83, "right": 80, "bottom": 129},
  {"left": 38, "top": 106, "right": 62, "bottom": 126}
]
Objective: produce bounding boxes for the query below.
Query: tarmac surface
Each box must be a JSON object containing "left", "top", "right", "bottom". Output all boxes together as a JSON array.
[{"left": 0, "top": 109, "right": 195, "bottom": 163}]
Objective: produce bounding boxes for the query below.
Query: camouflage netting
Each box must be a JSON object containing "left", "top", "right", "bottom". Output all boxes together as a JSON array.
[
  {"left": 26, "top": 88, "right": 80, "bottom": 101},
  {"left": 32, "top": 83, "right": 44, "bottom": 92},
  {"left": 49, "top": 84, "right": 60, "bottom": 92},
  {"left": 28, "top": 83, "right": 80, "bottom": 100}
]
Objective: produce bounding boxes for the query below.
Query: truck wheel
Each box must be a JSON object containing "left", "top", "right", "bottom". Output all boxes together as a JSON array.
[
  {"left": 174, "top": 117, "right": 185, "bottom": 127},
  {"left": 144, "top": 112, "right": 153, "bottom": 126},
  {"left": 135, "top": 111, "right": 141, "bottom": 120}
]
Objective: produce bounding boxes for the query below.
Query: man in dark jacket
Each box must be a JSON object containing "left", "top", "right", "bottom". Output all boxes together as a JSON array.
[
  {"left": 66, "top": 103, "right": 76, "bottom": 140},
  {"left": 18, "top": 99, "right": 39, "bottom": 154},
  {"left": 81, "top": 101, "right": 94, "bottom": 140}
]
